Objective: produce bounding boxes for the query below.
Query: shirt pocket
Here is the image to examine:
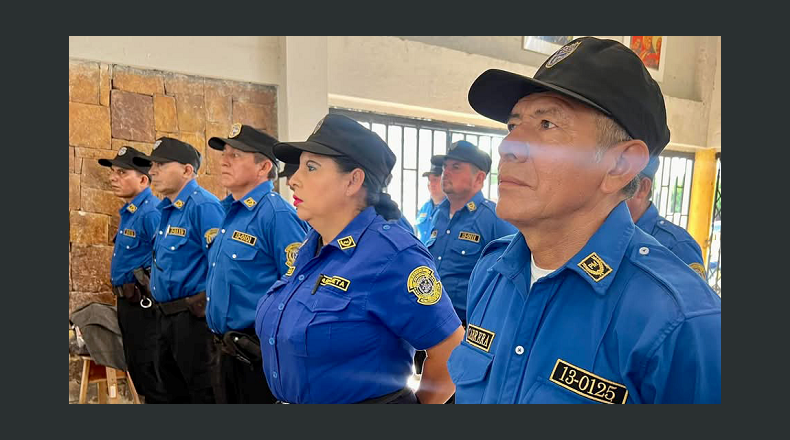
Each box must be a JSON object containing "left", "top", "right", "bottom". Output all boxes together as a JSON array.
[
  {"left": 288, "top": 289, "right": 353, "bottom": 358},
  {"left": 522, "top": 376, "right": 604, "bottom": 404},
  {"left": 449, "top": 233, "right": 484, "bottom": 259},
  {"left": 447, "top": 342, "right": 494, "bottom": 404},
  {"left": 116, "top": 233, "right": 141, "bottom": 251}
]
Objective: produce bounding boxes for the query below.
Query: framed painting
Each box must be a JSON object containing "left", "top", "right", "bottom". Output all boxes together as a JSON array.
[{"left": 625, "top": 36, "right": 667, "bottom": 82}]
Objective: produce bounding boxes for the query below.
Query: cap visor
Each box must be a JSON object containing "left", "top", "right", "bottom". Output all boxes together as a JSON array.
[
  {"left": 468, "top": 69, "right": 610, "bottom": 124},
  {"left": 208, "top": 137, "right": 258, "bottom": 153},
  {"left": 273, "top": 140, "right": 342, "bottom": 164},
  {"left": 98, "top": 158, "right": 133, "bottom": 168}
]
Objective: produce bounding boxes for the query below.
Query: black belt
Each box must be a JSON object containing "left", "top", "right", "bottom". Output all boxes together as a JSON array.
[
  {"left": 112, "top": 283, "right": 154, "bottom": 308},
  {"left": 157, "top": 291, "right": 207, "bottom": 317},
  {"left": 213, "top": 328, "right": 262, "bottom": 366}
]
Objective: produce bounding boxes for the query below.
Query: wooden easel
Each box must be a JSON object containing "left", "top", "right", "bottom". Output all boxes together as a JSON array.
[{"left": 77, "top": 356, "right": 141, "bottom": 404}]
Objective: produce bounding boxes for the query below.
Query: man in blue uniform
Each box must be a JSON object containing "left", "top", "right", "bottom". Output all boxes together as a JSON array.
[
  {"left": 99, "top": 146, "right": 165, "bottom": 403},
  {"left": 626, "top": 156, "right": 706, "bottom": 276},
  {"left": 415, "top": 160, "right": 445, "bottom": 243},
  {"left": 448, "top": 37, "right": 721, "bottom": 403},
  {"left": 205, "top": 123, "right": 308, "bottom": 403},
  {"left": 133, "top": 137, "right": 224, "bottom": 403},
  {"left": 426, "top": 140, "right": 517, "bottom": 325}
]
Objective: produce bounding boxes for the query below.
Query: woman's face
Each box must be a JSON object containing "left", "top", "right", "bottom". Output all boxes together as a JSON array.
[{"left": 287, "top": 151, "right": 353, "bottom": 223}]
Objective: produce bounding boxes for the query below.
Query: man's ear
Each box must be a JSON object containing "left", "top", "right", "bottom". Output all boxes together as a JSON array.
[{"left": 600, "top": 140, "right": 649, "bottom": 195}]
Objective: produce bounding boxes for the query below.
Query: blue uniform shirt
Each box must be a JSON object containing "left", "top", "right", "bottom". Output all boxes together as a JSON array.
[
  {"left": 427, "top": 191, "right": 517, "bottom": 321},
  {"left": 447, "top": 202, "right": 721, "bottom": 404},
  {"left": 415, "top": 198, "right": 439, "bottom": 243},
  {"left": 206, "top": 181, "right": 308, "bottom": 334},
  {"left": 636, "top": 203, "right": 705, "bottom": 273},
  {"left": 110, "top": 188, "right": 161, "bottom": 286},
  {"left": 255, "top": 206, "right": 461, "bottom": 403},
  {"left": 150, "top": 179, "right": 224, "bottom": 302}
]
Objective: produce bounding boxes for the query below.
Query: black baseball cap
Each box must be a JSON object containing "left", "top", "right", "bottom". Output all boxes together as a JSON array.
[
  {"left": 468, "top": 37, "right": 670, "bottom": 156},
  {"left": 98, "top": 146, "right": 151, "bottom": 178},
  {"left": 133, "top": 137, "right": 201, "bottom": 171},
  {"left": 208, "top": 123, "right": 279, "bottom": 164},
  {"left": 431, "top": 140, "right": 492, "bottom": 174},
  {"left": 280, "top": 163, "right": 299, "bottom": 179},
  {"left": 641, "top": 155, "right": 661, "bottom": 180},
  {"left": 273, "top": 114, "right": 395, "bottom": 188},
  {"left": 422, "top": 157, "right": 443, "bottom": 177}
]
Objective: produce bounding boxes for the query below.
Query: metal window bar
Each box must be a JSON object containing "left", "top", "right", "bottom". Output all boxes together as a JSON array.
[
  {"left": 330, "top": 108, "right": 507, "bottom": 223},
  {"left": 706, "top": 155, "right": 721, "bottom": 296},
  {"left": 652, "top": 152, "right": 695, "bottom": 229}
]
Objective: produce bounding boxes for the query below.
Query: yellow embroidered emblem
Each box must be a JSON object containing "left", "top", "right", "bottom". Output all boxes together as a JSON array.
[
  {"left": 231, "top": 230, "right": 257, "bottom": 247},
  {"left": 284, "top": 242, "right": 301, "bottom": 276},
  {"left": 466, "top": 201, "right": 476, "bottom": 211},
  {"left": 229, "top": 122, "right": 242, "bottom": 138},
  {"left": 466, "top": 324, "right": 495, "bottom": 352},
  {"left": 168, "top": 226, "right": 187, "bottom": 237},
  {"left": 204, "top": 228, "right": 219, "bottom": 245},
  {"left": 174, "top": 200, "right": 184, "bottom": 209},
  {"left": 458, "top": 231, "right": 481, "bottom": 243},
  {"left": 545, "top": 40, "right": 583, "bottom": 69},
  {"left": 126, "top": 204, "right": 137, "bottom": 213},
  {"left": 577, "top": 252, "right": 613, "bottom": 282},
  {"left": 122, "top": 229, "right": 136, "bottom": 238},
  {"left": 337, "top": 236, "right": 356, "bottom": 250},
  {"left": 318, "top": 275, "right": 351, "bottom": 292},
  {"left": 243, "top": 197, "right": 257, "bottom": 208},
  {"left": 407, "top": 266, "right": 442, "bottom": 306},
  {"left": 689, "top": 262, "right": 706, "bottom": 279},
  {"left": 549, "top": 359, "right": 629, "bottom": 404}
]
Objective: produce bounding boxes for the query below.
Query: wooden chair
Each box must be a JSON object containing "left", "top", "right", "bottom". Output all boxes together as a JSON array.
[{"left": 78, "top": 356, "right": 141, "bottom": 404}]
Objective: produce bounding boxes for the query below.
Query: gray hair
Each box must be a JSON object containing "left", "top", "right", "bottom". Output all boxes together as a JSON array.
[
  {"left": 253, "top": 153, "right": 278, "bottom": 180},
  {"left": 594, "top": 113, "right": 640, "bottom": 199}
]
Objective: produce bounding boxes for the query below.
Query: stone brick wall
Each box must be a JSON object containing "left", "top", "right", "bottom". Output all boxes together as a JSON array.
[{"left": 68, "top": 59, "right": 278, "bottom": 315}]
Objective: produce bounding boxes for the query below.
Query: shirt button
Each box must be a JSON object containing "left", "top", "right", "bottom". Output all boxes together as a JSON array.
[
  {"left": 515, "top": 346, "right": 525, "bottom": 355},
  {"left": 232, "top": 254, "right": 237, "bottom": 259},
  {"left": 170, "top": 246, "right": 175, "bottom": 251},
  {"left": 639, "top": 247, "right": 650, "bottom": 255},
  {"left": 383, "top": 225, "right": 390, "bottom": 230},
  {"left": 461, "top": 250, "right": 466, "bottom": 255},
  {"left": 272, "top": 371, "right": 278, "bottom": 379},
  {"left": 126, "top": 245, "right": 130, "bottom": 249},
  {"left": 659, "top": 220, "right": 665, "bottom": 225},
  {"left": 269, "top": 337, "right": 275, "bottom": 345},
  {"left": 298, "top": 275, "right": 305, "bottom": 281},
  {"left": 438, "top": 256, "right": 442, "bottom": 261},
  {"left": 221, "top": 229, "right": 226, "bottom": 233},
  {"left": 207, "top": 297, "right": 210, "bottom": 302},
  {"left": 113, "top": 253, "right": 116, "bottom": 257},
  {"left": 446, "top": 230, "right": 451, "bottom": 234},
  {"left": 159, "top": 231, "right": 163, "bottom": 235},
  {"left": 153, "top": 286, "right": 156, "bottom": 291},
  {"left": 278, "top": 303, "right": 284, "bottom": 311},
  {"left": 212, "top": 262, "right": 216, "bottom": 267}
]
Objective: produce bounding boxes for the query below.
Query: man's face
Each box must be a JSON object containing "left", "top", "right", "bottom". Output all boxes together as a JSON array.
[
  {"left": 441, "top": 159, "right": 477, "bottom": 196},
  {"left": 148, "top": 161, "right": 188, "bottom": 196},
  {"left": 109, "top": 166, "right": 146, "bottom": 199},
  {"left": 219, "top": 144, "right": 266, "bottom": 192},
  {"left": 427, "top": 173, "right": 443, "bottom": 199},
  {"left": 496, "top": 92, "right": 606, "bottom": 226}
]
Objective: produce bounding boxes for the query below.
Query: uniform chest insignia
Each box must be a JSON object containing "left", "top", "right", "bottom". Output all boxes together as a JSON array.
[
  {"left": 458, "top": 231, "right": 481, "bottom": 243},
  {"left": 204, "top": 228, "right": 219, "bottom": 245},
  {"left": 122, "top": 229, "right": 136, "bottom": 238},
  {"left": 430, "top": 230, "right": 438, "bottom": 239},
  {"left": 243, "top": 197, "right": 257, "bottom": 208},
  {"left": 578, "top": 252, "right": 613, "bottom": 282},
  {"left": 549, "top": 359, "right": 629, "bottom": 404},
  {"left": 167, "top": 226, "right": 187, "bottom": 237},
  {"left": 173, "top": 200, "right": 185, "bottom": 209},
  {"left": 231, "top": 230, "right": 257, "bottom": 247},
  {"left": 318, "top": 274, "right": 350, "bottom": 292},
  {"left": 126, "top": 204, "right": 137, "bottom": 214},
  {"left": 688, "top": 262, "right": 706, "bottom": 279},
  {"left": 545, "top": 41, "right": 582, "bottom": 69},
  {"left": 284, "top": 242, "right": 302, "bottom": 276},
  {"left": 466, "top": 324, "right": 495, "bottom": 352},
  {"left": 229, "top": 122, "right": 242, "bottom": 138},
  {"left": 466, "top": 201, "right": 477, "bottom": 212},
  {"left": 337, "top": 235, "right": 356, "bottom": 250},
  {"left": 419, "top": 212, "right": 427, "bottom": 219},
  {"left": 407, "top": 266, "right": 442, "bottom": 306}
]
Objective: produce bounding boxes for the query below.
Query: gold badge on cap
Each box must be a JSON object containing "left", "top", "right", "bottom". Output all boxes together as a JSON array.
[
  {"left": 243, "top": 197, "right": 256, "bottom": 208},
  {"left": 578, "top": 252, "right": 613, "bottom": 282},
  {"left": 154, "top": 140, "right": 162, "bottom": 149},
  {"left": 337, "top": 235, "right": 356, "bottom": 250},
  {"left": 204, "top": 228, "right": 219, "bottom": 246},
  {"left": 545, "top": 40, "right": 582, "bottom": 69},
  {"left": 118, "top": 147, "right": 127, "bottom": 156},
  {"left": 312, "top": 117, "right": 325, "bottom": 135},
  {"left": 407, "top": 266, "right": 442, "bottom": 306},
  {"left": 229, "top": 123, "right": 242, "bottom": 138},
  {"left": 467, "top": 201, "right": 477, "bottom": 212},
  {"left": 126, "top": 204, "right": 137, "bottom": 214},
  {"left": 174, "top": 200, "right": 185, "bottom": 209},
  {"left": 689, "top": 262, "right": 706, "bottom": 279}
]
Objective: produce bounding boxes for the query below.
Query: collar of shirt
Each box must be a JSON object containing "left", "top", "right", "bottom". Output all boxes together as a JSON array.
[
  {"left": 438, "top": 190, "right": 486, "bottom": 216},
  {"left": 220, "top": 180, "right": 274, "bottom": 212},
  {"left": 635, "top": 202, "right": 659, "bottom": 231},
  {"left": 492, "top": 201, "right": 635, "bottom": 296},
  {"left": 157, "top": 179, "right": 198, "bottom": 210},
  {"left": 120, "top": 187, "right": 153, "bottom": 216},
  {"left": 295, "top": 206, "right": 377, "bottom": 267}
]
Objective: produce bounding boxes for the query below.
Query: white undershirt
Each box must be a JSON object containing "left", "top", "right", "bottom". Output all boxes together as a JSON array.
[{"left": 530, "top": 254, "right": 555, "bottom": 289}]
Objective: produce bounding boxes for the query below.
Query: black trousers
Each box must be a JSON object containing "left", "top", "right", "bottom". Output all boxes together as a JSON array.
[
  {"left": 155, "top": 309, "right": 216, "bottom": 403},
  {"left": 211, "top": 329, "right": 276, "bottom": 404},
  {"left": 116, "top": 297, "right": 169, "bottom": 403}
]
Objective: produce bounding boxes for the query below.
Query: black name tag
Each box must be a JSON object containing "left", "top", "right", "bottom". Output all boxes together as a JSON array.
[
  {"left": 466, "top": 324, "right": 495, "bottom": 352},
  {"left": 232, "top": 230, "right": 257, "bottom": 246},
  {"left": 319, "top": 275, "right": 350, "bottom": 292},
  {"left": 458, "top": 231, "right": 481, "bottom": 243},
  {"left": 549, "top": 359, "right": 628, "bottom": 404},
  {"left": 168, "top": 226, "right": 186, "bottom": 237}
]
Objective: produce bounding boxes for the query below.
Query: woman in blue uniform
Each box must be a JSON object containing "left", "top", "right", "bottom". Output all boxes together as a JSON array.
[{"left": 255, "top": 114, "right": 464, "bottom": 404}]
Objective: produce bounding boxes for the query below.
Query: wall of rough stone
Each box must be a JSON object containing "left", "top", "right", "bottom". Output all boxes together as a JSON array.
[{"left": 68, "top": 59, "right": 278, "bottom": 315}]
